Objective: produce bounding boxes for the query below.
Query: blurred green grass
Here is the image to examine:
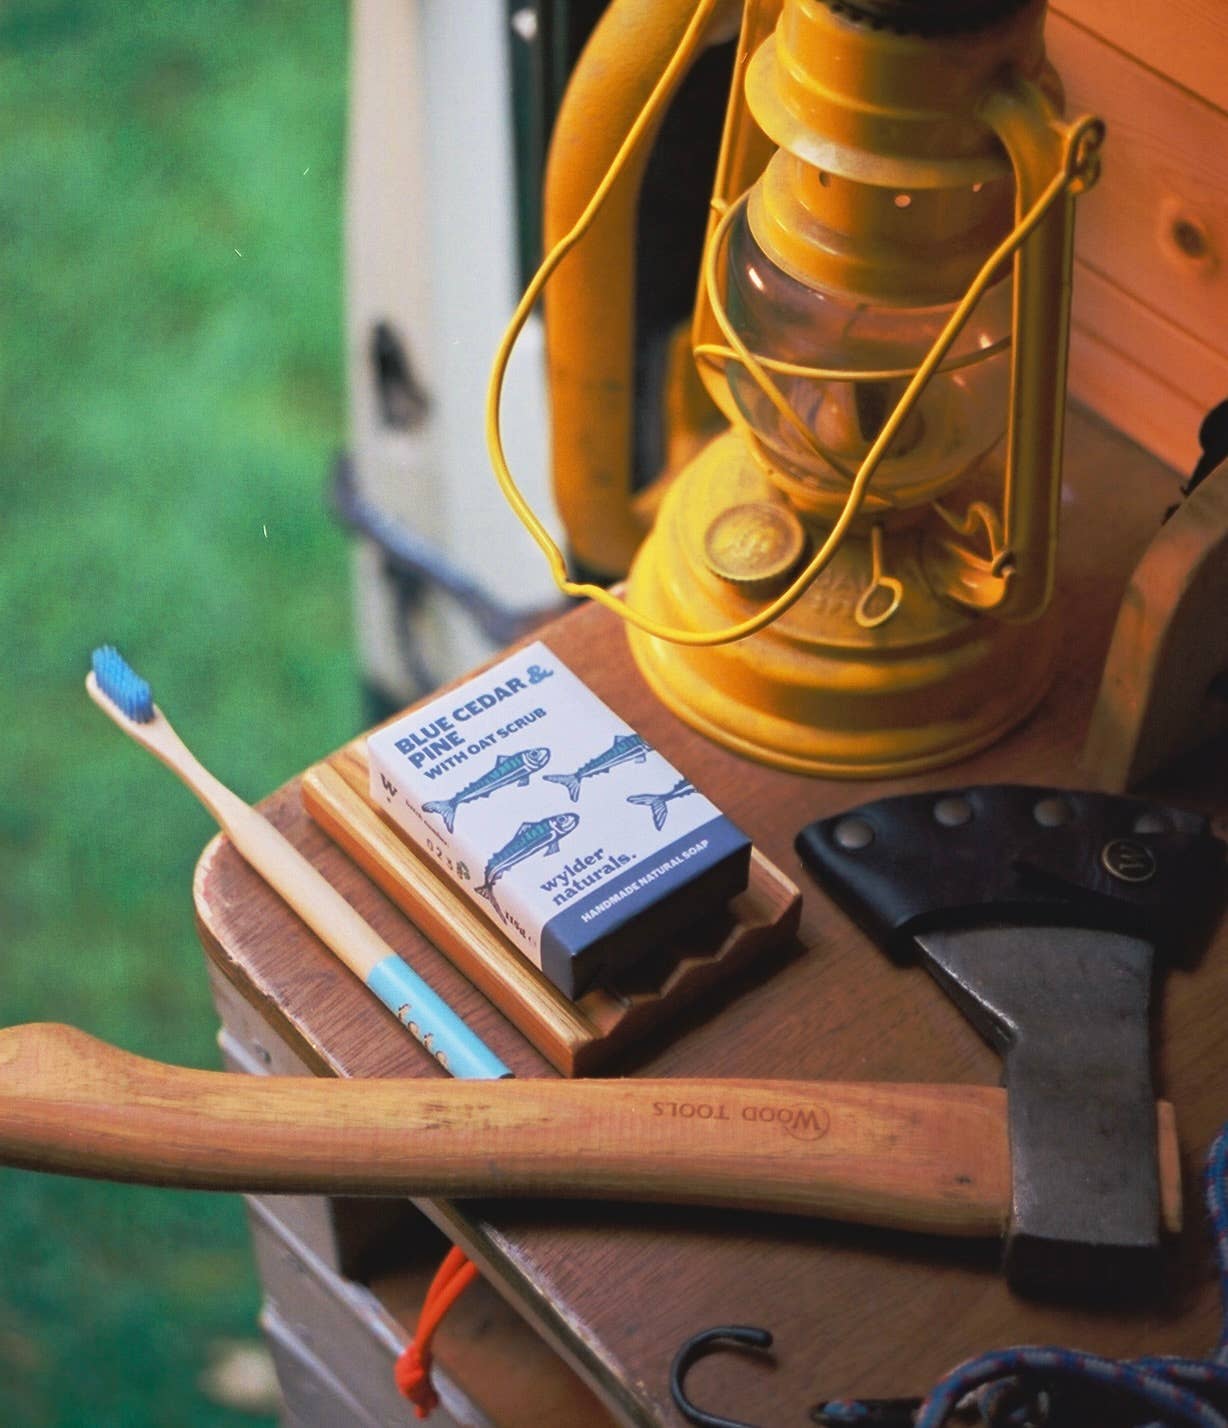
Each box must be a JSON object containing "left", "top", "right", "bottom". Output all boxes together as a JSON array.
[{"left": 1, "top": 1, "right": 357, "bottom": 1421}]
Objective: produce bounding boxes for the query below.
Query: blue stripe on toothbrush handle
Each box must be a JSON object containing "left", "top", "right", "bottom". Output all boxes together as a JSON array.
[{"left": 366, "top": 954, "right": 512, "bottom": 1080}]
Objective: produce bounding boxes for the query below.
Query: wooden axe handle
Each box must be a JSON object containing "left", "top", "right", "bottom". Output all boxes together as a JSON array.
[{"left": 0, "top": 1023, "right": 1181, "bottom": 1239}]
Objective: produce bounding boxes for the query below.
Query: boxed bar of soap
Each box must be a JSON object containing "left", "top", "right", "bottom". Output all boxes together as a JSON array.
[{"left": 367, "top": 641, "right": 751, "bottom": 999}]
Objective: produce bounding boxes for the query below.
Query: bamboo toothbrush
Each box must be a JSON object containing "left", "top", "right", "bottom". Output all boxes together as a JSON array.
[{"left": 87, "top": 645, "right": 510, "bottom": 1080}]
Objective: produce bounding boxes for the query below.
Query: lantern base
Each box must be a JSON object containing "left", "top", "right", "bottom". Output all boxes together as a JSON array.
[{"left": 625, "top": 431, "right": 1059, "bottom": 779}]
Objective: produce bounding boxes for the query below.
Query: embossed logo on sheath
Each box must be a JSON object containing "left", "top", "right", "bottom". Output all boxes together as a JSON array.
[{"left": 1101, "top": 837, "right": 1158, "bottom": 883}]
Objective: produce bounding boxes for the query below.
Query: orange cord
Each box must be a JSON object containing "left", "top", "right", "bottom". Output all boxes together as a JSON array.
[{"left": 394, "top": 1246, "right": 480, "bottom": 1420}]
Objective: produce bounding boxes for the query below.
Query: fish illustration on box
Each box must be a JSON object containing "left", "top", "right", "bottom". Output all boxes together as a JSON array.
[
  {"left": 423, "top": 748, "right": 551, "bottom": 833},
  {"left": 542, "top": 733, "right": 648, "bottom": 803},
  {"left": 626, "top": 777, "right": 696, "bottom": 832},
  {"left": 475, "top": 813, "right": 580, "bottom": 922}
]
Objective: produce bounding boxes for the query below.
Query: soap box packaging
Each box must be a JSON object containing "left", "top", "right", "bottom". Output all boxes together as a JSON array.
[{"left": 367, "top": 641, "right": 751, "bottom": 999}]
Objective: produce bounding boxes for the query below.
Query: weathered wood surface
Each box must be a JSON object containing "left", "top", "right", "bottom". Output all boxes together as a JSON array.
[{"left": 196, "top": 408, "right": 1228, "bottom": 1426}]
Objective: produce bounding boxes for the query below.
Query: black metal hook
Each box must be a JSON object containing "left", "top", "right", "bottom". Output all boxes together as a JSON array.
[{"left": 670, "top": 1324, "right": 775, "bottom": 1428}]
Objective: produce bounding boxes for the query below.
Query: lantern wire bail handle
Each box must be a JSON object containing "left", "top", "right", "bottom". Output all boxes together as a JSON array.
[
  {"left": 488, "top": 0, "right": 1104, "bottom": 649},
  {"left": 670, "top": 1323, "right": 775, "bottom": 1428}
]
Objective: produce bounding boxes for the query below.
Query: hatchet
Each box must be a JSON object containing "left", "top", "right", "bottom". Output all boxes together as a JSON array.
[{"left": 797, "top": 784, "right": 1224, "bottom": 1295}]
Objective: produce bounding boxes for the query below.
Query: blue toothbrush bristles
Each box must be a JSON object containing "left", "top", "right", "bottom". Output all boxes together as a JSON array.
[{"left": 91, "top": 646, "right": 155, "bottom": 723}]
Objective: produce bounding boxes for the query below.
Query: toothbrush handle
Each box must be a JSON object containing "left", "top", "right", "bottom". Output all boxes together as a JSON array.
[
  {"left": 213, "top": 793, "right": 511, "bottom": 1080},
  {"left": 86, "top": 675, "right": 510, "bottom": 1080}
]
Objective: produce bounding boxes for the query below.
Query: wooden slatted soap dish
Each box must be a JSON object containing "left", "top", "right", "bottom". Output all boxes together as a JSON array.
[{"left": 301, "top": 737, "right": 802, "bottom": 1076}]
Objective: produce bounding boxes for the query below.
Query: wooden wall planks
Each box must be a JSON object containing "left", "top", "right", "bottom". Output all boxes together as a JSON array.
[
  {"left": 1046, "top": 7, "right": 1228, "bottom": 473},
  {"left": 1052, "top": 0, "right": 1228, "bottom": 110}
]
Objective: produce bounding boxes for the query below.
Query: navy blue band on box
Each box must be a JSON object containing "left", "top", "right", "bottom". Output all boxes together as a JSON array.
[{"left": 541, "top": 816, "right": 751, "bottom": 997}]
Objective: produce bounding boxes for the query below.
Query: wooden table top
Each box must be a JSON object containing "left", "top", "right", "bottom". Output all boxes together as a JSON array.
[{"left": 195, "top": 407, "right": 1228, "bottom": 1427}]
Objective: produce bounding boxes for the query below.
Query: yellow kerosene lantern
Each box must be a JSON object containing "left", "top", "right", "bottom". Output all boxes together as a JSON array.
[{"left": 491, "top": 0, "right": 1103, "bottom": 777}]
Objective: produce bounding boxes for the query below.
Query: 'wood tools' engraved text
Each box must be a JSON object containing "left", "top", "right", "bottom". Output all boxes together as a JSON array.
[{"left": 653, "top": 1099, "right": 831, "bottom": 1142}]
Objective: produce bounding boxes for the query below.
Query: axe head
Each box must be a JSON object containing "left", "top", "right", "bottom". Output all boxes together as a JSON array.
[{"left": 797, "top": 785, "right": 1225, "bottom": 1297}]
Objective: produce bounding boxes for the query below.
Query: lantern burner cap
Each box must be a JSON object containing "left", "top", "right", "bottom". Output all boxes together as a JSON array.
[{"left": 821, "top": 0, "right": 1032, "bottom": 35}]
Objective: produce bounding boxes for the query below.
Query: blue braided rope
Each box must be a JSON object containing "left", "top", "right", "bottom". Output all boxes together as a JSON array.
[
  {"left": 907, "top": 1120, "right": 1228, "bottom": 1428},
  {"left": 1206, "top": 1123, "right": 1228, "bottom": 1362},
  {"left": 914, "top": 1346, "right": 1228, "bottom": 1427}
]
